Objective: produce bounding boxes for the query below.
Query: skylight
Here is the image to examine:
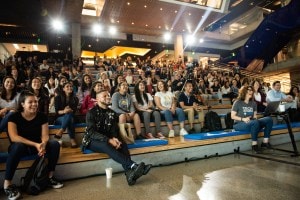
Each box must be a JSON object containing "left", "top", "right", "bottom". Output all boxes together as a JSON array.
[{"left": 82, "top": 0, "right": 105, "bottom": 17}]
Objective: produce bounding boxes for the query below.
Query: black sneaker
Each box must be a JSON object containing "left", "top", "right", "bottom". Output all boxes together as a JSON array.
[
  {"left": 4, "top": 184, "right": 21, "bottom": 200},
  {"left": 125, "top": 162, "right": 145, "bottom": 186},
  {"left": 49, "top": 176, "right": 64, "bottom": 189},
  {"left": 252, "top": 145, "right": 261, "bottom": 154},
  {"left": 143, "top": 164, "right": 152, "bottom": 175},
  {"left": 261, "top": 142, "right": 272, "bottom": 149}
]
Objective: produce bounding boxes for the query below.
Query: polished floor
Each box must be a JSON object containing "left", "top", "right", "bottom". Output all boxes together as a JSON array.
[{"left": 1, "top": 142, "right": 300, "bottom": 200}]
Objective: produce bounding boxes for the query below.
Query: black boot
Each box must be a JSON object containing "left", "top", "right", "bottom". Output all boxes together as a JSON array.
[
  {"left": 143, "top": 164, "right": 152, "bottom": 175},
  {"left": 125, "top": 162, "right": 145, "bottom": 186}
]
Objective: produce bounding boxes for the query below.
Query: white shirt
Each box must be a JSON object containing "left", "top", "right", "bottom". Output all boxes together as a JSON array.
[
  {"left": 132, "top": 93, "right": 153, "bottom": 110},
  {"left": 155, "top": 91, "right": 174, "bottom": 109}
]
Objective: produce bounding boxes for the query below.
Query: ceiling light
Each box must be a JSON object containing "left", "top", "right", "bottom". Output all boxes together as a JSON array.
[
  {"left": 160, "top": 8, "right": 163, "bottom": 11},
  {"left": 88, "top": 44, "right": 91, "bottom": 47},
  {"left": 164, "top": 32, "right": 171, "bottom": 41},
  {"left": 158, "top": 26, "right": 161, "bottom": 29},
  {"left": 52, "top": 19, "right": 64, "bottom": 31},
  {"left": 33, "top": 45, "right": 38, "bottom": 50},
  {"left": 199, "top": 39, "right": 204, "bottom": 43},
  {"left": 188, "top": 13, "right": 191, "bottom": 16},
  {"left": 186, "top": 35, "right": 195, "bottom": 45},
  {"left": 144, "top": 5, "right": 147, "bottom": 8},
  {"left": 145, "top": 24, "right": 148, "bottom": 27},
  {"left": 175, "top": 10, "right": 177, "bottom": 13},
  {"left": 109, "top": 26, "right": 117, "bottom": 35},
  {"left": 127, "top": 2, "right": 130, "bottom": 5},
  {"left": 131, "top": 22, "right": 134, "bottom": 25},
  {"left": 13, "top": 44, "right": 20, "bottom": 49},
  {"left": 92, "top": 24, "right": 102, "bottom": 34}
]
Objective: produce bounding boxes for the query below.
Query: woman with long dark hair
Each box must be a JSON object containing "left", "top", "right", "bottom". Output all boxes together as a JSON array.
[
  {"left": 54, "top": 81, "right": 79, "bottom": 148},
  {"left": 0, "top": 76, "right": 20, "bottom": 132},
  {"left": 80, "top": 81, "right": 103, "bottom": 114},
  {"left": 28, "top": 77, "right": 50, "bottom": 115},
  {"left": 252, "top": 80, "right": 267, "bottom": 113},
  {"left": 77, "top": 74, "right": 92, "bottom": 104},
  {"left": 132, "top": 81, "right": 164, "bottom": 139},
  {"left": 154, "top": 80, "right": 188, "bottom": 138},
  {"left": 4, "top": 91, "right": 63, "bottom": 200}
]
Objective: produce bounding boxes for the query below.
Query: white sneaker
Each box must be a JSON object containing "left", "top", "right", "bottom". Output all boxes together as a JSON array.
[
  {"left": 168, "top": 130, "right": 175, "bottom": 138},
  {"left": 180, "top": 128, "right": 188, "bottom": 136}
]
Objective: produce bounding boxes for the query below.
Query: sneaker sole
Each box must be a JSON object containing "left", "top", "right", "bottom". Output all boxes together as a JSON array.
[
  {"left": 51, "top": 184, "right": 64, "bottom": 189},
  {"left": 143, "top": 164, "right": 152, "bottom": 175},
  {"left": 7, "top": 192, "right": 21, "bottom": 200}
]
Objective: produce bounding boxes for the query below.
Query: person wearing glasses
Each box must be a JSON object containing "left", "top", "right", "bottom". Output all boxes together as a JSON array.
[{"left": 231, "top": 86, "right": 273, "bottom": 153}]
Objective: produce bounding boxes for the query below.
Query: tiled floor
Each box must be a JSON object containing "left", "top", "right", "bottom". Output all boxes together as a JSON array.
[{"left": 1, "top": 142, "right": 300, "bottom": 200}]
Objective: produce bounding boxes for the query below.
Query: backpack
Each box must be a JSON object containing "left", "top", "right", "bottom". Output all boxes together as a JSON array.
[
  {"left": 204, "top": 110, "right": 222, "bottom": 131},
  {"left": 224, "top": 112, "right": 234, "bottom": 129},
  {"left": 21, "top": 157, "right": 49, "bottom": 195}
]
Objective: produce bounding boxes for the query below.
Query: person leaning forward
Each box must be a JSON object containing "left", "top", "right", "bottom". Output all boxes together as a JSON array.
[{"left": 82, "top": 90, "right": 152, "bottom": 186}]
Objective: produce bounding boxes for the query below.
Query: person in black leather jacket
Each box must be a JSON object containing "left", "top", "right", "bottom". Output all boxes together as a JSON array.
[{"left": 82, "top": 90, "right": 152, "bottom": 186}]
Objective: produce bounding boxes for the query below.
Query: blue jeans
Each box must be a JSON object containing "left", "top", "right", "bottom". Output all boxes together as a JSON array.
[
  {"left": 233, "top": 116, "right": 273, "bottom": 141},
  {"left": 88, "top": 140, "right": 134, "bottom": 170},
  {"left": 55, "top": 113, "right": 75, "bottom": 139},
  {"left": 0, "top": 112, "right": 14, "bottom": 132},
  {"left": 161, "top": 108, "right": 186, "bottom": 124},
  {"left": 5, "top": 140, "right": 60, "bottom": 180}
]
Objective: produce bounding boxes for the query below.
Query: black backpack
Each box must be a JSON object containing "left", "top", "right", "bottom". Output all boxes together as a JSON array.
[
  {"left": 204, "top": 110, "right": 222, "bottom": 131},
  {"left": 224, "top": 112, "right": 234, "bottom": 129},
  {"left": 21, "top": 157, "right": 49, "bottom": 195}
]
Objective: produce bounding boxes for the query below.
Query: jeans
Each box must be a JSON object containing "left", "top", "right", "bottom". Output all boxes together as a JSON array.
[
  {"left": 233, "top": 116, "right": 273, "bottom": 141},
  {"left": 5, "top": 140, "right": 60, "bottom": 180},
  {"left": 88, "top": 140, "right": 134, "bottom": 170},
  {"left": 161, "top": 108, "right": 185, "bottom": 124},
  {"left": 0, "top": 112, "right": 14, "bottom": 132},
  {"left": 140, "top": 110, "right": 161, "bottom": 134},
  {"left": 55, "top": 113, "right": 75, "bottom": 139}
]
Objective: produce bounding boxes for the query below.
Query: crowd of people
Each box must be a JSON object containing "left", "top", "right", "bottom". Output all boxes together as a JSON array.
[{"left": 1, "top": 54, "right": 300, "bottom": 199}]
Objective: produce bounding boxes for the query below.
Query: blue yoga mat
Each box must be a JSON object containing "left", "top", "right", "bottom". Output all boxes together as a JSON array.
[
  {"left": 82, "top": 138, "right": 168, "bottom": 154},
  {"left": 184, "top": 130, "right": 249, "bottom": 140}
]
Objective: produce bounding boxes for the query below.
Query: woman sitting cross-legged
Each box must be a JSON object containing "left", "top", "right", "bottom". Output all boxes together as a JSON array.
[
  {"left": 4, "top": 91, "right": 63, "bottom": 200},
  {"left": 54, "top": 81, "right": 79, "bottom": 148},
  {"left": 154, "top": 80, "right": 188, "bottom": 138},
  {"left": 111, "top": 82, "right": 142, "bottom": 143},
  {"left": 132, "top": 81, "right": 165, "bottom": 139},
  {"left": 231, "top": 86, "right": 273, "bottom": 153}
]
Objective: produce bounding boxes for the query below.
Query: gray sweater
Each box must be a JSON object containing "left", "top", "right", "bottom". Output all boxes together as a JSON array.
[{"left": 111, "top": 92, "right": 135, "bottom": 114}]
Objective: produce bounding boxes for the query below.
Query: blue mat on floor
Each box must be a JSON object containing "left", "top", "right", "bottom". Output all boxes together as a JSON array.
[
  {"left": 49, "top": 123, "right": 86, "bottom": 129},
  {"left": 272, "top": 122, "right": 300, "bottom": 130},
  {"left": 184, "top": 130, "right": 249, "bottom": 140},
  {"left": 82, "top": 138, "right": 168, "bottom": 154}
]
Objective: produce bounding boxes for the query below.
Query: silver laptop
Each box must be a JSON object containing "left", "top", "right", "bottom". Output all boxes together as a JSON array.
[{"left": 264, "top": 101, "right": 281, "bottom": 116}]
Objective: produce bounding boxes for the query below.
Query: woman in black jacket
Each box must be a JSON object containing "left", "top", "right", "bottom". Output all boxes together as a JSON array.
[{"left": 54, "top": 81, "right": 79, "bottom": 148}]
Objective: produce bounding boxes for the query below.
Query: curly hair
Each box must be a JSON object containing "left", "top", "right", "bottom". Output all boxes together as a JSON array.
[{"left": 237, "top": 86, "right": 254, "bottom": 101}]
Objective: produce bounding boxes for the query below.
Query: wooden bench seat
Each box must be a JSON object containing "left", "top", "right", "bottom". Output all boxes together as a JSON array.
[{"left": 1, "top": 124, "right": 299, "bottom": 171}]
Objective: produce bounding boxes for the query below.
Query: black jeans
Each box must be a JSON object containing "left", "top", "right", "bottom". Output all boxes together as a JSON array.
[
  {"left": 5, "top": 140, "right": 60, "bottom": 180},
  {"left": 88, "top": 140, "right": 134, "bottom": 170}
]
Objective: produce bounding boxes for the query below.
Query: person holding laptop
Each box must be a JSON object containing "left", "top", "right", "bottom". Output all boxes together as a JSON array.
[
  {"left": 231, "top": 86, "right": 273, "bottom": 153},
  {"left": 266, "top": 81, "right": 297, "bottom": 110}
]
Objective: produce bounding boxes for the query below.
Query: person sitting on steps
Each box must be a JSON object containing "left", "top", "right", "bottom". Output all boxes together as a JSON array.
[{"left": 82, "top": 90, "right": 152, "bottom": 186}]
